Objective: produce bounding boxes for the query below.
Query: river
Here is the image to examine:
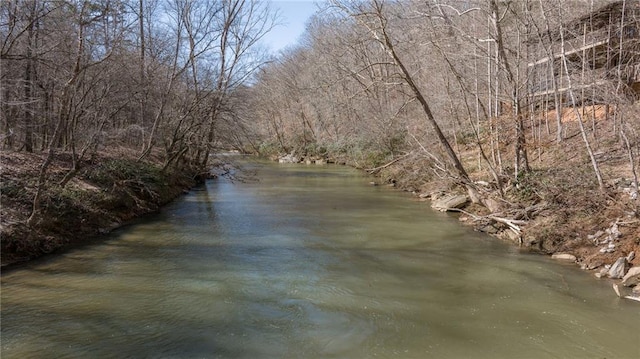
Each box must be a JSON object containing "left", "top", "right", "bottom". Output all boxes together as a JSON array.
[{"left": 1, "top": 158, "right": 638, "bottom": 358}]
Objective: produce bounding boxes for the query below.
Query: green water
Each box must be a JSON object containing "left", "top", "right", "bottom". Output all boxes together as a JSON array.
[{"left": 1, "top": 159, "right": 638, "bottom": 358}]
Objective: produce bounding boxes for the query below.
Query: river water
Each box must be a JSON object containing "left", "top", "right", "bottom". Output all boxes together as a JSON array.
[{"left": 1, "top": 159, "right": 638, "bottom": 358}]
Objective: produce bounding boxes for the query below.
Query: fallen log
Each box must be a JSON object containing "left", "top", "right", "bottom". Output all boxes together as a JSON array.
[{"left": 445, "top": 207, "right": 526, "bottom": 243}]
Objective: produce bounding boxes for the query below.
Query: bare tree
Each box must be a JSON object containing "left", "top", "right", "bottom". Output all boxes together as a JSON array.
[
  {"left": 332, "top": 0, "right": 470, "bottom": 182},
  {"left": 27, "top": 0, "right": 127, "bottom": 226},
  {"left": 558, "top": 8, "right": 605, "bottom": 190},
  {"left": 197, "top": 0, "right": 276, "bottom": 167}
]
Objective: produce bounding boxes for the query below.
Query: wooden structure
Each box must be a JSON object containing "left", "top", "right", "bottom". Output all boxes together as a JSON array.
[{"left": 528, "top": 1, "right": 640, "bottom": 107}]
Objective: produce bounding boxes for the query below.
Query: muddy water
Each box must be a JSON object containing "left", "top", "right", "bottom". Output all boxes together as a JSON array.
[{"left": 1, "top": 159, "right": 638, "bottom": 358}]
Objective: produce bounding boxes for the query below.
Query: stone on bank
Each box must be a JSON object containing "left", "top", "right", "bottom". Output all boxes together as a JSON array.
[{"left": 430, "top": 193, "right": 469, "bottom": 212}]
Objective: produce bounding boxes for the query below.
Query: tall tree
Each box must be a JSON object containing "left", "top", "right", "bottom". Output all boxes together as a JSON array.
[{"left": 332, "top": 0, "right": 470, "bottom": 182}]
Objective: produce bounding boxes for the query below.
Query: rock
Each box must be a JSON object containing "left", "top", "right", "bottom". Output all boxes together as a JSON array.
[
  {"left": 430, "top": 191, "right": 445, "bottom": 200},
  {"left": 278, "top": 154, "right": 299, "bottom": 163},
  {"left": 315, "top": 159, "right": 326, "bottom": 165},
  {"left": 626, "top": 251, "right": 635, "bottom": 262},
  {"left": 467, "top": 187, "right": 481, "bottom": 204},
  {"left": 479, "top": 224, "right": 500, "bottom": 235},
  {"left": 624, "top": 294, "right": 640, "bottom": 302},
  {"left": 595, "top": 266, "right": 609, "bottom": 279},
  {"left": 551, "top": 253, "right": 577, "bottom": 262},
  {"left": 585, "top": 260, "right": 604, "bottom": 270},
  {"left": 607, "top": 257, "right": 630, "bottom": 279},
  {"left": 613, "top": 283, "right": 622, "bottom": 297},
  {"left": 599, "top": 242, "right": 615, "bottom": 253},
  {"left": 614, "top": 282, "right": 640, "bottom": 299},
  {"left": 588, "top": 230, "right": 605, "bottom": 243},
  {"left": 606, "top": 222, "right": 621, "bottom": 239},
  {"left": 498, "top": 229, "right": 521, "bottom": 243},
  {"left": 621, "top": 266, "right": 640, "bottom": 287},
  {"left": 431, "top": 194, "right": 469, "bottom": 212}
]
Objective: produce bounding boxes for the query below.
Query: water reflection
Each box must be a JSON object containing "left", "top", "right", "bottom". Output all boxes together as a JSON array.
[{"left": 2, "top": 160, "right": 639, "bottom": 358}]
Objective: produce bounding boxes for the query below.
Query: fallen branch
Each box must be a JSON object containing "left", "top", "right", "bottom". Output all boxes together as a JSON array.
[
  {"left": 366, "top": 152, "right": 412, "bottom": 174},
  {"left": 444, "top": 207, "right": 481, "bottom": 219},
  {"left": 487, "top": 215, "right": 527, "bottom": 233},
  {"left": 615, "top": 218, "right": 639, "bottom": 226},
  {"left": 445, "top": 207, "right": 527, "bottom": 242}
]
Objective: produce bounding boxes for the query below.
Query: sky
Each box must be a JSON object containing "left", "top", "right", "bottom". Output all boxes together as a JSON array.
[{"left": 262, "top": 0, "right": 321, "bottom": 54}]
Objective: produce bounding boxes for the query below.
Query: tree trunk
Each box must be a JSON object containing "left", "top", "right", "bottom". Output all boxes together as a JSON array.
[
  {"left": 23, "top": 0, "right": 37, "bottom": 153},
  {"left": 372, "top": 4, "right": 469, "bottom": 182},
  {"left": 490, "top": 0, "right": 529, "bottom": 179},
  {"left": 558, "top": 19, "right": 604, "bottom": 190}
]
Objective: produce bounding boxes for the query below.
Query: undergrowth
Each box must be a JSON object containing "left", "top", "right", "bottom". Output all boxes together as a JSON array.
[{"left": 0, "top": 153, "right": 200, "bottom": 266}]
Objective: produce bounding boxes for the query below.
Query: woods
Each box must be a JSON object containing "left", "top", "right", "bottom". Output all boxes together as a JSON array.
[
  {"left": 2, "top": 0, "right": 274, "bottom": 157},
  {"left": 249, "top": 0, "right": 637, "bottom": 181},
  {"left": 247, "top": 0, "right": 639, "bottom": 254},
  {"left": 1, "top": 0, "right": 275, "bottom": 225}
]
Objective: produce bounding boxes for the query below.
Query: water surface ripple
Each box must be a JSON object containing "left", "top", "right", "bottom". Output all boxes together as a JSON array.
[{"left": 2, "top": 159, "right": 639, "bottom": 358}]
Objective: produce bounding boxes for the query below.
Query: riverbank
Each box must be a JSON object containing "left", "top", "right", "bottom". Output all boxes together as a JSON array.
[
  {"left": 2, "top": 146, "right": 638, "bottom": 299},
  {"left": 364, "top": 139, "right": 639, "bottom": 300},
  {"left": 4, "top": 158, "right": 638, "bottom": 358},
  {"left": 278, "top": 150, "right": 639, "bottom": 268},
  {"left": 273, "top": 123, "right": 640, "bottom": 300},
  {"left": 0, "top": 150, "right": 207, "bottom": 267}
]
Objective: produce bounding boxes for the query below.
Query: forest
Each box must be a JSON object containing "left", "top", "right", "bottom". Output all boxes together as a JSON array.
[{"left": 1, "top": 0, "right": 639, "bottom": 272}]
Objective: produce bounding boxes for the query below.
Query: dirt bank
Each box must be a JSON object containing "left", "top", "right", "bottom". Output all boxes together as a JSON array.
[
  {"left": 0, "top": 150, "right": 206, "bottom": 267},
  {"left": 364, "top": 145, "right": 640, "bottom": 296}
]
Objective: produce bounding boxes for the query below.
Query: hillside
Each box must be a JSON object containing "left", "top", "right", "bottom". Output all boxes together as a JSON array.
[
  {"left": 368, "top": 104, "right": 639, "bottom": 288},
  {"left": 0, "top": 150, "right": 205, "bottom": 266}
]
